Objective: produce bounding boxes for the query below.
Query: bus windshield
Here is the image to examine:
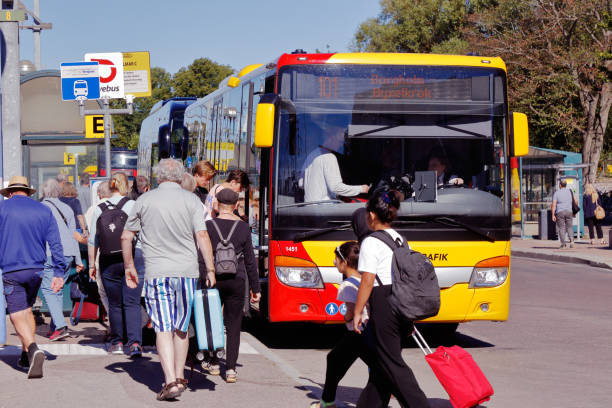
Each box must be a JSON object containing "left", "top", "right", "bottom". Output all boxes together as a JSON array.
[{"left": 274, "top": 64, "right": 510, "bottom": 242}]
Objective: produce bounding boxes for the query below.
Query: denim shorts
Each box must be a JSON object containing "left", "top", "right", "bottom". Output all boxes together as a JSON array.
[{"left": 2, "top": 268, "right": 43, "bottom": 314}]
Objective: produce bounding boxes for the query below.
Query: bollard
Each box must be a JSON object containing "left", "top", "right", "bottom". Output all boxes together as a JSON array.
[{"left": 609, "top": 230, "right": 612, "bottom": 249}]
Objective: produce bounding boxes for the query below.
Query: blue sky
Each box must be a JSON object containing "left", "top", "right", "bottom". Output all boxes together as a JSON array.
[{"left": 19, "top": 0, "right": 381, "bottom": 75}]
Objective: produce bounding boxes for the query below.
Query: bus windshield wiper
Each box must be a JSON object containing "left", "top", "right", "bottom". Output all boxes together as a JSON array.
[
  {"left": 277, "top": 200, "right": 343, "bottom": 209},
  {"left": 293, "top": 223, "right": 352, "bottom": 243},
  {"left": 432, "top": 217, "right": 495, "bottom": 242},
  {"left": 396, "top": 216, "right": 495, "bottom": 242}
]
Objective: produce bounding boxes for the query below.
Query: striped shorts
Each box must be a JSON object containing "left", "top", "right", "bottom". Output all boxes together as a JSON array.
[{"left": 144, "top": 277, "right": 197, "bottom": 333}]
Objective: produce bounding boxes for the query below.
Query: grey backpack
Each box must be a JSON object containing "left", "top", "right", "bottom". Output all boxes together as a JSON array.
[
  {"left": 210, "top": 219, "right": 241, "bottom": 276},
  {"left": 372, "top": 230, "right": 441, "bottom": 321}
]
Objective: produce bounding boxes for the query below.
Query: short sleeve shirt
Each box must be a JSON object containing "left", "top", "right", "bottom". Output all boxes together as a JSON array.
[
  {"left": 125, "top": 182, "right": 207, "bottom": 280},
  {"left": 357, "top": 228, "right": 406, "bottom": 286},
  {"left": 336, "top": 276, "right": 369, "bottom": 331}
]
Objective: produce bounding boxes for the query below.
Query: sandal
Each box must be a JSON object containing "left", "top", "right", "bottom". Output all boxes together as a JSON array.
[
  {"left": 176, "top": 378, "right": 188, "bottom": 393},
  {"left": 156, "top": 381, "right": 181, "bottom": 401}
]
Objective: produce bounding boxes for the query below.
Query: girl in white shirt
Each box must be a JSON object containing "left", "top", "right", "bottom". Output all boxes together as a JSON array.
[
  {"left": 311, "top": 241, "right": 372, "bottom": 408},
  {"left": 353, "top": 190, "right": 428, "bottom": 408}
]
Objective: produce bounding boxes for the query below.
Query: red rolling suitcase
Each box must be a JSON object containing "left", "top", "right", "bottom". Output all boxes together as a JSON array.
[{"left": 412, "top": 327, "right": 494, "bottom": 408}]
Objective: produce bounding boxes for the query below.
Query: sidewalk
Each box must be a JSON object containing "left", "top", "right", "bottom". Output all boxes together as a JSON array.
[{"left": 511, "top": 225, "right": 612, "bottom": 270}]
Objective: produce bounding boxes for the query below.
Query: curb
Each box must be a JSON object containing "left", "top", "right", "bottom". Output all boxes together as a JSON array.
[{"left": 511, "top": 250, "right": 612, "bottom": 270}]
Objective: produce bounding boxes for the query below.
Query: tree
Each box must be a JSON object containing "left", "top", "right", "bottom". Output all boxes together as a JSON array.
[
  {"left": 352, "top": 0, "right": 470, "bottom": 54},
  {"left": 172, "top": 58, "right": 233, "bottom": 97},
  {"left": 111, "top": 67, "right": 173, "bottom": 149},
  {"left": 464, "top": 0, "right": 612, "bottom": 183}
]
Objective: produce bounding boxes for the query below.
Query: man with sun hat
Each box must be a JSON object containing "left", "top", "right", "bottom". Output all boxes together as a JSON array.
[{"left": 0, "top": 176, "right": 66, "bottom": 378}]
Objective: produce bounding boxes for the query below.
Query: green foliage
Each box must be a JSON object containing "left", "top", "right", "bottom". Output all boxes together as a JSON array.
[
  {"left": 111, "top": 59, "right": 233, "bottom": 150},
  {"left": 353, "top": 0, "right": 469, "bottom": 53},
  {"left": 111, "top": 67, "right": 174, "bottom": 149},
  {"left": 172, "top": 58, "right": 233, "bottom": 97}
]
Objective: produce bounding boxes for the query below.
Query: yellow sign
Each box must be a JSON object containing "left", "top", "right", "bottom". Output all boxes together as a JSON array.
[
  {"left": 122, "top": 51, "right": 152, "bottom": 97},
  {"left": 86, "top": 115, "right": 105, "bottom": 139},
  {"left": 64, "top": 152, "right": 76, "bottom": 165},
  {"left": 84, "top": 165, "right": 98, "bottom": 174}
]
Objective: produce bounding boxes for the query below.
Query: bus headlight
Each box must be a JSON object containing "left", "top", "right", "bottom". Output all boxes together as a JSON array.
[
  {"left": 469, "top": 256, "right": 509, "bottom": 288},
  {"left": 274, "top": 256, "right": 324, "bottom": 289}
]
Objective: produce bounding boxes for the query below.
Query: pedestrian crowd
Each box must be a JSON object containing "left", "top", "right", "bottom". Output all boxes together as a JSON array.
[
  {"left": 0, "top": 160, "right": 260, "bottom": 396},
  {"left": 1, "top": 159, "right": 444, "bottom": 407}
]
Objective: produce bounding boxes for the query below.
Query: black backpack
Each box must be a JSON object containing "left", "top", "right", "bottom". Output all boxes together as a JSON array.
[
  {"left": 372, "top": 230, "right": 441, "bottom": 321},
  {"left": 96, "top": 197, "right": 130, "bottom": 256},
  {"left": 209, "top": 219, "right": 241, "bottom": 275}
]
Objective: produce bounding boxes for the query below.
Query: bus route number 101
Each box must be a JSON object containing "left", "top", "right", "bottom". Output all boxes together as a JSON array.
[{"left": 318, "top": 77, "right": 338, "bottom": 99}]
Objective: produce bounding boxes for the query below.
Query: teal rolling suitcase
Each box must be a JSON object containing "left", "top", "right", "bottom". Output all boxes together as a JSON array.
[{"left": 193, "top": 288, "right": 225, "bottom": 352}]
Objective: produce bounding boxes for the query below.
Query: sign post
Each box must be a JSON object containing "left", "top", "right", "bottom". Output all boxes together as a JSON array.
[{"left": 61, "top": 51, "right": 149, "bottom": 179}]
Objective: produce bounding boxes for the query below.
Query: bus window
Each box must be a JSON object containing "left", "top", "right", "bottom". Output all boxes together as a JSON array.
[{"left": 239, "top": 83, "right": 251, "bottom": 170}]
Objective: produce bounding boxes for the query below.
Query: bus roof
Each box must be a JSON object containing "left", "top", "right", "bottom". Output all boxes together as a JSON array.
[
  {"left": 149, "top": 97, "right": 197, "bottom": 115},
  {"left": 275, "top": 52, "right": 507, "bottom": 72}
]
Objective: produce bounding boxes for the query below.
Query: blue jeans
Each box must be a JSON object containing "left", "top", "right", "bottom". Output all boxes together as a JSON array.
[
  {"left": 40, "top": 255, "right": 74, "bottom": 331},
  {"left": 100, "top": 249, "right": 145, "bottom": 346}
]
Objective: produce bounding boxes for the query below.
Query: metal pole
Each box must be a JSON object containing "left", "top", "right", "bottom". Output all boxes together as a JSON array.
[
  {"left": 33, "top": 0, "right": 40, "bottom": 70},
  {"left": 1, "top": 18, "right": 22, "bottom": 179},
  {"left": 74, "top": 153, "right": 78, "bottom": 184},
  {"left": 103, "top": 99, "right": 111, "bottom": 178},
  {"left": 520, "top": 157, "right": 525, "bottom": 239}
]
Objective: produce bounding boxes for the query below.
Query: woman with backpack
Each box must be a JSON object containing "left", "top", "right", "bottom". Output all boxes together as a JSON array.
[
  {"left": 88, "top": 172, "right": 145, "bottom": 357},
  {"left": 203, "top": 188, "right": 261, "bottom": 383},
  {"left": 352, "top": 190, "right": 429, "bottom": 408}
]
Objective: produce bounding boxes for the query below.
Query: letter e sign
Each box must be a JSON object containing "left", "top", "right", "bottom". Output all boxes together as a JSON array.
[{"left": 86, "top": 115, "right": 105, "bottom": 139}]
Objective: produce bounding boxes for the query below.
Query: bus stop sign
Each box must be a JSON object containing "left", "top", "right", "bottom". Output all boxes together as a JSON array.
[{"left": 60, "top": 62, "right": 100, "bottom": 101}]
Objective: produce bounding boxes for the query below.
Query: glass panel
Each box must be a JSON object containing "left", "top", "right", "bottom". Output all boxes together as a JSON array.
[
  {"left": 274, "top": 65, "right": 509, "bottom": 235},
  {"left": 27, "top": 144, "right": 102, "bottom": 200}
]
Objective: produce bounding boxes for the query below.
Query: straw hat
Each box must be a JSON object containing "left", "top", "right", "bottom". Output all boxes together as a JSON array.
[{"left": 0, "top": 176, "right": 36, "bottom": 198}]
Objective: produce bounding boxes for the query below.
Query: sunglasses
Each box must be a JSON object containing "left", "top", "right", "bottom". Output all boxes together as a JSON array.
[{"left": 335, "top": 246, "right": 346, "bottom": 262}]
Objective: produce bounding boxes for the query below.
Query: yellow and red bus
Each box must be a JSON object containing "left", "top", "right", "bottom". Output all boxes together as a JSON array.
[{"left": 177, "top": 52, "right": 528, "bottom": 329}]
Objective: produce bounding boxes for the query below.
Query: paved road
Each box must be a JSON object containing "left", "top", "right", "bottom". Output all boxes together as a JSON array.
[
  {"left": 1, "top": 257, "right": 611, "bottom": 407},
  {"left": 246, "top": 257, "right": 612, "bottom": 407}
]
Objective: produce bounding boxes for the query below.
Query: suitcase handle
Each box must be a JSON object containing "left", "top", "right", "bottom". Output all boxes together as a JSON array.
[{"left": 411, "top": 326, "right": 433, "bottom": 356}]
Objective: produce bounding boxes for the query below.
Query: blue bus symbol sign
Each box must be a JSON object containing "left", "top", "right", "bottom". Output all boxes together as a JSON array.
[
  {"left": 325, "top": 303, "right": 338, "bottom": 316},
  {"left": 60, "top": 62, "right": 100, "bottom": 101},
  {"left": 339, "top": 303, "right": 347, "bottom": 316},
  {"left": 73, "top": 80, "right": 88, "bottom": 98}
]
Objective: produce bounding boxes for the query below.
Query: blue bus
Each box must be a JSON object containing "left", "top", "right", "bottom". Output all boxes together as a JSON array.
[{"left": 137, "top": 97, "right": 197, "bottom": 180}]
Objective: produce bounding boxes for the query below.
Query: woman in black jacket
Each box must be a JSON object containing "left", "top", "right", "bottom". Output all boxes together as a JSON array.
[
  {"left": 203, "top": 188, "right": 261, "bottom": 383},
  {"left": 583, "top": 184, "right": 606, "bottom": 245}
]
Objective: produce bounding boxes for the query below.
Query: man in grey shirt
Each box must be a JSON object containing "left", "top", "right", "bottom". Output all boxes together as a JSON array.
[
  {"left": 121, "top": 158, "right": 215, "bottom": 401},
  {"left": 77, "top": 172, "right": 91, "bottom": 213},
  {"left": 551, "top": 179, "right": 578, "bottom": 248},
  {"left": 301, "top": 122, "right": 369, "bottom": 202}
]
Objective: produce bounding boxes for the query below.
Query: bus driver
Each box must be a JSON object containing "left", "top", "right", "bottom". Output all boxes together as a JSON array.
[{"left": 300, "top": 121, "right": 369, "bottom": 202}]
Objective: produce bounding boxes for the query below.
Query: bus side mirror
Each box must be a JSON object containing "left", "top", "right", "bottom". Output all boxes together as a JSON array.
[
  {"left": 511, "top": 112, "right": 529, "bottom": 157},
  {"left": 254, "top": 94, "right": 279, "bottom": 148}
]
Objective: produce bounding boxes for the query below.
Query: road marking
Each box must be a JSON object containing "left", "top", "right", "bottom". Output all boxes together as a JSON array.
[{"left": 0, "top": 339, "right": 259, "bottom": 356}]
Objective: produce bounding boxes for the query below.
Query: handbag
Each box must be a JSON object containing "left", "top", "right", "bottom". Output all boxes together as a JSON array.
[
  {"left": 570, "top": 190, "right": 580, "bottom": 215},
  {"left": 594, "top": 204, "right": 605, "bottom": 220}
]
